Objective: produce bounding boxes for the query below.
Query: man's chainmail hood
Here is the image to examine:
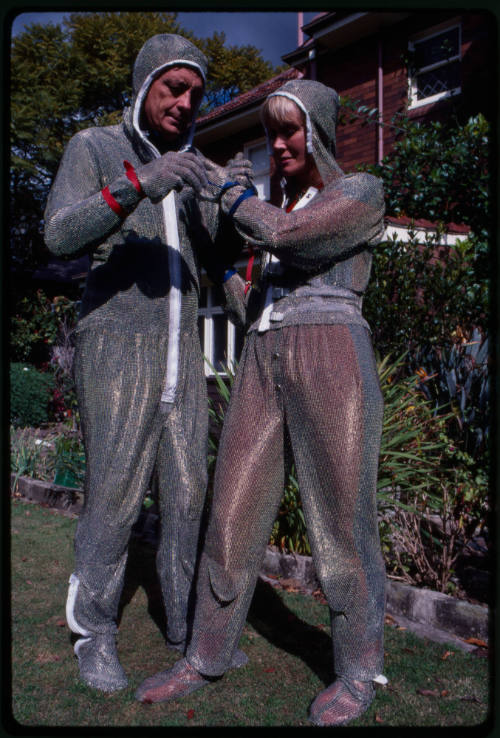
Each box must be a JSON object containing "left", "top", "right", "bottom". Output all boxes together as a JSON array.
[
  {"left": 267, "top": 79, "right": 342, "bottom": 185},
  {"left": 130, "top": 34, "right": 208, "bottom": 154}
]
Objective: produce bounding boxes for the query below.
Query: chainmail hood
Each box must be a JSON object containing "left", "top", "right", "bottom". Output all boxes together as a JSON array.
[
  {"left": 267, "top": 79, "right": 342, "bottom": 185},
  {"left": 129, "top": 34, "right": 208, "bottom": 154}
]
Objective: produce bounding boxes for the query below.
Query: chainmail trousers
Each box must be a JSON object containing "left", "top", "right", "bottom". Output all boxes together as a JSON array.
[
  {"left": 71, "top": 326, "right": 208, "bottom": 646},
  {"left": 186, "top": 323, "right": 385, "bottom": 680}
]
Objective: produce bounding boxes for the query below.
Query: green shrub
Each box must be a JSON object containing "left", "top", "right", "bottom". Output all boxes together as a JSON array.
[
  {"left": 10, "top": 288, "right": 78, "bottom": 365},
  {"left": 10, "top": 363, "right": 55, "bottom": 428},
  {"left": 11, "top": 423, "right": 85, "bottom": 488}
]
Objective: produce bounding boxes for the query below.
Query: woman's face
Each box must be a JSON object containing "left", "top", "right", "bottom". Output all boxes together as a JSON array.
[{"left": 267, "top": 106, "right": 308, "bottom": 180}]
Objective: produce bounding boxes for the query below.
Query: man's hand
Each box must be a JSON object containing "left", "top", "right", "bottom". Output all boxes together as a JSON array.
[{"left": 136, "top": 151, "right": 208, "bottom": 203}]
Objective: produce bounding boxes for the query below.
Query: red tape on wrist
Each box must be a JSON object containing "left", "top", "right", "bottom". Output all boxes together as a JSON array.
[
  {"left": 123, "top": 160, "right": 143, "bottom": 195},
  {"left": 101, "top": 186, "right": 128, "bottom": 218}
]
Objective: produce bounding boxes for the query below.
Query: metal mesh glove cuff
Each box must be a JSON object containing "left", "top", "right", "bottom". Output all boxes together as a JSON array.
[
  {"left": 101, "top": 172, "right": 144, "bottom": 217},
  {"left": 221, "top": 185, "right": 258, "bottom": 218}
]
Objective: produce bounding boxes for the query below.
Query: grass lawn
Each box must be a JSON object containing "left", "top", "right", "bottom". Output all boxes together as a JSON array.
[{"left": 8, "top": 497, "right": 493, "bottom": 730}]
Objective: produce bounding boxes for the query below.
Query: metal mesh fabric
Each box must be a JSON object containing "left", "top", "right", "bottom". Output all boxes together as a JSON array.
[
  {"left": 186, "top": 324, "right": 385, "bottom": 680},
  {"left": 72, "top": 327, "right": 208, "bottom": 645},
  {"left": 309, "top": 676, "right": 375, "bottom": 726},
  {"left": 180, "top": 79, "right": 386, "bottom": 693},
  {"left": 43, "top": 35, "right": 238, "bottom": 666}
]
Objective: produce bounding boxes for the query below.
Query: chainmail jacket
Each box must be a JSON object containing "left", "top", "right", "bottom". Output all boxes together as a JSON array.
[
  {"left": 45, "top": 35, "right": 233, "bottom": 347},
  {"left": 184, "top": 79, "right": 387, "bottom": 688},
  {"left": 222, "top": 79, "right": 385, "bottom": 332},
  {"left": 44, "top": 35, "right": 238, "bottom": 668}
]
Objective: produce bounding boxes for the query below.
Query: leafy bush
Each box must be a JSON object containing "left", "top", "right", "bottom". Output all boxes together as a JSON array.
[
  {"left": 10, "top": 289, "right": 78, "bottom": 365},
  {"left": 52, "top": 434, "right": 85, "bottom": 488},
  {"left": 376, "top": 355, "right": 489, "bottom": 593},
  {"left": 409, "top": 329, "right": 489, "bottom": 466},
  {"left": 49, "top": 317, "right": 79, "bottom": 426},
  {"left": 10, "top": 363, "right": 55, "bottom": 428},
  {"left": 10, "top": 423, "right": 85, "bottom": 489},
  {"left": 369, "top": 113, "right": 490, "bottom": 240},
  {"left": 364, "top": 231, "right": 488, "bottom": 360}
]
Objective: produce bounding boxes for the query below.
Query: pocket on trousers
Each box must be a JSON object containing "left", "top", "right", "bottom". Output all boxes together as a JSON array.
[{"left": 207, "top": 558, "right": 246, "bottom": 604}]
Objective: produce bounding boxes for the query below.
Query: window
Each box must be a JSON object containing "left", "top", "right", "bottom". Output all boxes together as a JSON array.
[
  {"left": 198, "top": 282, "right": 245, "bottom": 377},
  {"left": 198, "top": 148, "right": 269, "bottom": 378},
  {"left": 244, "top": 139, "right": 271, "bottom": 201},
  {"left": 408, "top": 24, "right": 461, "bottom": 109}
]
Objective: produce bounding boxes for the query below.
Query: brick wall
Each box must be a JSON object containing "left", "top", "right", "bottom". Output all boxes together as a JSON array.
[{"left": 196, "top": 12, "right": 491, "bottom": 181}]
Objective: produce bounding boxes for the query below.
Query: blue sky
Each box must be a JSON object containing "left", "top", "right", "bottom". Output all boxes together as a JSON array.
[{"left": 10, "top": 10, "right": 319, "bottom": 67}]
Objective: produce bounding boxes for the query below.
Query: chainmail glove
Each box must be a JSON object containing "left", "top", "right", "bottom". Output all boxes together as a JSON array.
[
  {"left": 135, "top": 151, "right": 208, "bottom": 203},
  {"left": 226, "top": 152, "right": 254, "bottom": 189},
  {"left": 196, "top": 158, "right": 239, "bottom": 202}
]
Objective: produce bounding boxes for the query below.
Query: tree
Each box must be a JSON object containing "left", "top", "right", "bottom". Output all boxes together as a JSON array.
[
  {"left": 199, "top": 31, "right": 283, "bottom": 110},
  {"left": 9, "top": 12, "right": 283, "bottom": 273}
]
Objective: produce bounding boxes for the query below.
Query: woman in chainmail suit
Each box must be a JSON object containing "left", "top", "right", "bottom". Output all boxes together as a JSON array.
[{"left": 136, "top": 79, "right": 387, "bottom": 726}]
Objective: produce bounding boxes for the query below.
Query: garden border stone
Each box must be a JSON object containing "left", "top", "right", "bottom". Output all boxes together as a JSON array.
[{"left": 11, "top": 475, "right": 490, "bottom": 651}]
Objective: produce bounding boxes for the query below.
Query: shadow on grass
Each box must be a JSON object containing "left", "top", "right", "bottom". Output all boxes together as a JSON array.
[
  {"left": 117, "top": 537, "right": 332, "bottom": 687},
  {"left": 117, "top": 540, "right": 167, "bottom": 638},
  {"left": 247, "top": 578, "right": 333, "bottom": 685}
]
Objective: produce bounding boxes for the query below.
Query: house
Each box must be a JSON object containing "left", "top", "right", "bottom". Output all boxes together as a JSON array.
[{"left": 193, "top": 9, "right": 489, "bottom": 378}]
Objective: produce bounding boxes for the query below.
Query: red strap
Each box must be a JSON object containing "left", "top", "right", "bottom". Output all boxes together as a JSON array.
[
  {"left": 244, "top": 245, "right": 255, "bottom": 295},
  {"left": 101, "top": 186, "right": 127, "bottom": 218},
  {"left": 123, "top": 160, "right": 143, "bottom": 194}
]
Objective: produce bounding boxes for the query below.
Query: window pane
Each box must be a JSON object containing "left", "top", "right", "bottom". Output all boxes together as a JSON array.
[
  {"left": 414, "top": 27, "right": 459, "bottom": 69},
  {"left": 254, "top": 174, "right": 270, "bottom": 201},
  {"left": 248, "top": 143, "right": 269, "bottom": 174},
  {"left": 416, "top": 60, "right": 460, "bottom": 99},
  {"left": 213, "top": 315, "right": 228, "bottom": 371}
]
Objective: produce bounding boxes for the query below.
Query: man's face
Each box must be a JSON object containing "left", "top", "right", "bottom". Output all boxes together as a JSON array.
[{"left": 143, "top": 66, "right": 204, "bottom": 142}]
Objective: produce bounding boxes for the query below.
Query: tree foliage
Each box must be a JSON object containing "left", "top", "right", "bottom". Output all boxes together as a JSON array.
[
  {"left": 10, "top": 12, "right": 282, "bottom": 271},
  {"left": 199, "top": 31, "right": 282, "bottom": 110}
]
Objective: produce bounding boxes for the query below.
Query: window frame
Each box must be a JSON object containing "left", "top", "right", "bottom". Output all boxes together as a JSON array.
[
  {"left": 407, "top": 22, "right": 462, "bottom": 110},
  {"left": 244, "top": 137, "right": 271, "bottom": 201},
  {"left": 198, "top": 261, "right": 247, "bottom": 378}
]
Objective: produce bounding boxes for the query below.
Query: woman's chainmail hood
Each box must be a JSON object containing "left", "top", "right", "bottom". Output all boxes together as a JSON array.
[
  {"left": 127, "top": 34, "right": 208, "bottom": 156},
  {"left": 267, "top": 79, "right": 342, "bottom": 185}
]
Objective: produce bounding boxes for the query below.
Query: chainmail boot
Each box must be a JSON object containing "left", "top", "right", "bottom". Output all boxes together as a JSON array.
[
  {"left": 309, "top": 676, "right": 375, "bottom": 726},
  {"left": 74, "top": 633, "right": 128, "bottom": 692},
  {"left": 135, "top": 658, "right": 209, "bottom": 703}
]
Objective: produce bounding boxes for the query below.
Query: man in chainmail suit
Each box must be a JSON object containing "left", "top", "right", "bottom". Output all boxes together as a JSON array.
[
  {"left": 136, "top": 79, "right": 387, "bottom": 726},
  {"left": 44, "top": 34, "right": 247, "bottom": 693}
]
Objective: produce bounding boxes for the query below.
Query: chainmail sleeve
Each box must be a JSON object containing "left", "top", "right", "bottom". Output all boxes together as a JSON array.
[
  {"left": 221, "top": 173, "right": 385, "bottom": 271},
  {"left": 44, "top": 129, "right": 143, "bottom": 257}
]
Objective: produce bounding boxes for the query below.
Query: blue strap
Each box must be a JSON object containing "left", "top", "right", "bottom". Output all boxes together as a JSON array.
[
  {"left": 206, "top": 179, "right": 239, "bottom": 192},
  {"left": 228, "top": 187, "right": 257, "bottom": 218},
  {"left": 222, "top": 267, "right": 237, "bottom": 283}
]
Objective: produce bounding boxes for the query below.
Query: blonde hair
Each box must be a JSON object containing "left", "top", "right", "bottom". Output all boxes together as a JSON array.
[{"left": 261, "top": 94, "right": 305, "bottom": 129}]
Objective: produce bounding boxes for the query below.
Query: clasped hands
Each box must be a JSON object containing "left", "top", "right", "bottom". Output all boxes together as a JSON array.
[{"left": 134, "top": 150, "right": 254, "bottom": 203}]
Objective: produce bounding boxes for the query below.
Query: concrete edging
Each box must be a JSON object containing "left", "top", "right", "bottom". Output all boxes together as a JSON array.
[
  {"left": 262, "top": 547, "right": 489, "bottom": 646},
  {"left": 11, "top": 475, "right": 489, "bottom": 647}
]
